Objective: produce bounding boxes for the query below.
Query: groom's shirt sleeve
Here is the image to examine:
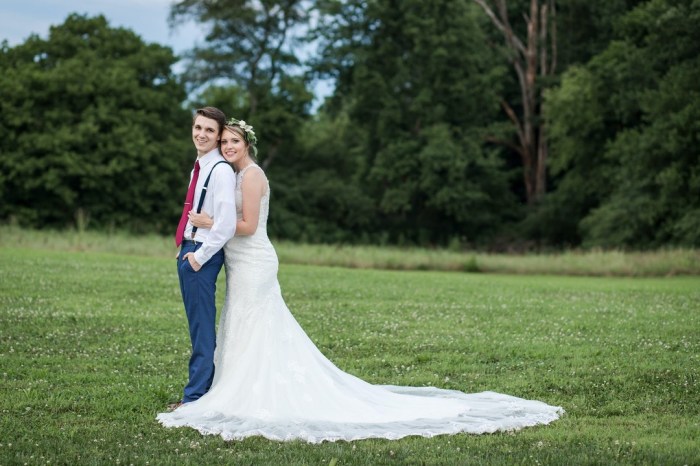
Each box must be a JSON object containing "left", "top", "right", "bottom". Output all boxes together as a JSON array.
[{"left": 193, "top": 165, "right": 237, "bottom": 266}]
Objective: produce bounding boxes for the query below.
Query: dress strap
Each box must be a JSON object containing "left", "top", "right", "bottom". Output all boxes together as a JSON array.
[
  {"left": 238, "top": 163, "right": 261, "bottom": 178},
  {"left": 238, "top": 164, "right": 265, "bottom": 187},
  {"left": 238, "top": 163, "right": 269, "bottom": 196}
]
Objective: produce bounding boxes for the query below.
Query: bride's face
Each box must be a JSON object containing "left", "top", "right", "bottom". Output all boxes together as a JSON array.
[{"left": 220, "top": 128, "right": 248, "bottom": 166}]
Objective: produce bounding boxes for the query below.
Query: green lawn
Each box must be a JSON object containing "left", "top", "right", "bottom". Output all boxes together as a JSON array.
[
  {"left": 1, "top": 247, "right": 698, "bottom": 465},
  {"left": 2, "top": 225, "right": 699, "bottom": 276}
]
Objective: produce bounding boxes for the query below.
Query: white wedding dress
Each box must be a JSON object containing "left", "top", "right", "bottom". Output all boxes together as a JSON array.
[{"left": 157, "top": 164, "right": 563, "bottom": 442}]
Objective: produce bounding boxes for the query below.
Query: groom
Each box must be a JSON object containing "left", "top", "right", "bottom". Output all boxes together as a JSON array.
[{"left": 172, "top": 106, "right": 236, "bottom": 408}]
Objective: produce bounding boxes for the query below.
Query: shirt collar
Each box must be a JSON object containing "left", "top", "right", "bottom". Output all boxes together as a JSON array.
[{"left": 197, "top": 148, "right": 221, "bottom": 168}]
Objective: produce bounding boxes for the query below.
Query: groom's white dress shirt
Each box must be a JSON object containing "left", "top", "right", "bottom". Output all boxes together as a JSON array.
[{"left": 184, "top": 148, "right": 237, "bottom": 266}]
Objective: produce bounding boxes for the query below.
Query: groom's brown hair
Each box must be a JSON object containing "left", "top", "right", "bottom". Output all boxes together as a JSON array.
[{"left": 193, "top": 107, "right": 226, "bottom": 135}]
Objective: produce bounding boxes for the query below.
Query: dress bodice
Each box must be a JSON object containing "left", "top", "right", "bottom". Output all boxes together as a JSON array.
[
  {"left": 224, "top": 164, "right": 275, "bottom": 267},
  {"left": 234, "top": 164, "right": 269, "bottom": 232}
]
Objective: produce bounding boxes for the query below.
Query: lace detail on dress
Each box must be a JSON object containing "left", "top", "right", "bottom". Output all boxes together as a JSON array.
[
  {"left": 157, "top": 162, "right": 564, "bottom": 442},
  {"left": 234, "top": 164, "right": 269, "bottom": 229}
]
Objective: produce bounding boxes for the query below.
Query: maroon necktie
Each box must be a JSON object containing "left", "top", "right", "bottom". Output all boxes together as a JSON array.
[{"left": 175, "top": 160, "right": 201, "bottom": 246}]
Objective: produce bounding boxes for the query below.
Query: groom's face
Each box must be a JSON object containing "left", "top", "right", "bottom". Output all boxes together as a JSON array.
[{"left": 192, "top": 115, "right": 221, "bottom": 156}]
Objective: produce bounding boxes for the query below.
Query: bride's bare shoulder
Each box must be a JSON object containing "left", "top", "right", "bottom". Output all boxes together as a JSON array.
[{"left": 240, "top": 165, "right": 268, "bottom": 194}]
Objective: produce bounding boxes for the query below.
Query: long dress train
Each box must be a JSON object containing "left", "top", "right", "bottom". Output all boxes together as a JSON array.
[{"left": 157, "top": 164, "right": 564, "bottom": 442}]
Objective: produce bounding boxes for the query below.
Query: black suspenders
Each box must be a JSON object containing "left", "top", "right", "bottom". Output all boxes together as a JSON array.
[{"left": 192, "top": 161, "right": 229, "bottom": 238}]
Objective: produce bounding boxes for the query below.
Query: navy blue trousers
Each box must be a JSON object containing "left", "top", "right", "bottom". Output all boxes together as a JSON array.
[{"left": 177, "top": 243, "right": 225, "bottom": 403}]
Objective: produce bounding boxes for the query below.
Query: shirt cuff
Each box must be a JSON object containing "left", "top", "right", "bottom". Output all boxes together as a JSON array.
[{"left": 193, "top": 248, "right": 209, "bottom": 267}]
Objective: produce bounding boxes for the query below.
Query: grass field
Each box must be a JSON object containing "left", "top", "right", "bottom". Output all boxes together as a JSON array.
[
  {"left": 2, "top": 226, "right": 699, "bottom": 276},
  {"left": 1, "top": 245, "right": 699, "bottom": 465}
]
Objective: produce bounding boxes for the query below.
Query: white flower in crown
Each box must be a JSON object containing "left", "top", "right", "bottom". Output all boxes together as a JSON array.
[
  {"left": 235, "top": 120, "right": 251, "bottom": 132},
  {"left": 226, "top": 117, "right": 257, "bottom": 144}
]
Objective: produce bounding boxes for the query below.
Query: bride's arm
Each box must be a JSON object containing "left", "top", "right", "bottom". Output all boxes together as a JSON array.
[
  {"left": 235, "top": 168, "right": 267, "bottom": 236},
  {"left": 188, "top": 211, "right": 214, "bottom": 229}
]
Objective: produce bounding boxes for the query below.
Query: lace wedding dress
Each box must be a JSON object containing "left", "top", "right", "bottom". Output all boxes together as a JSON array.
[{"left": 157, "top": 164, "right": 563, "bottom": 442}]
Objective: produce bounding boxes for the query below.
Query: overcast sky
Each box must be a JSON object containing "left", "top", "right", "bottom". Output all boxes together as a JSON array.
[
  {"left": 0, "top": 0, "right": 331, "bottom": 107},
  {"left": 0, "top": 0, "right": 204, "bottom": 53}
]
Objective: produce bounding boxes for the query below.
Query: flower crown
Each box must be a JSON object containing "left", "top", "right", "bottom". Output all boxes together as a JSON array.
[{"left": 225, "top": 118, "right": 257, "bottom": 145}]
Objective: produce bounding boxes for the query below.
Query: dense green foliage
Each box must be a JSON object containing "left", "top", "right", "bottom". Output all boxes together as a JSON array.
[
  {"left": 538, "top": 0, "right": 700, "bottom": 247},
  {"left": 2, "top": 246, "right": 698, "bottom": 463},
  {"left": 318, "top": 0, "right": 517, "bottom": 244},
  {"left": 0, "top": 14, "right": 192, "bottom": 232},
  {"left": 1, "top": 1, "right": 698, "bottom": 248}
]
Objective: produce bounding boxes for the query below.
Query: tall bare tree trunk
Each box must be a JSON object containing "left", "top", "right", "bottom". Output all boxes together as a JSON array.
[{"left": 473, "top": 0, "right": 556, "bottom": 204}]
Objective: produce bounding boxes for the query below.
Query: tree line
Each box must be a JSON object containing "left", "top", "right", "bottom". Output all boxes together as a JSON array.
[{"left": 0, "top": 0, "right": 697, "bottom": 249}]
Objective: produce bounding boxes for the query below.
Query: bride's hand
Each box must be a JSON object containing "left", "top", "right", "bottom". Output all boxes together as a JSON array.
[{"left": 188, "top": 211, "right": 214, "bottom": 229}]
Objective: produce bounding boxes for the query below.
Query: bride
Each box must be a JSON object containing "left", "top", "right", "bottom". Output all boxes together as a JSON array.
[{"left": 157, "top": 118, "right": 563, "bottom": 442}]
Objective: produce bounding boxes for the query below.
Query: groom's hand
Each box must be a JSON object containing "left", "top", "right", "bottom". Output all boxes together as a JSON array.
[{"left": 183, "top": 252, "right": 202, "bottom": 272}]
